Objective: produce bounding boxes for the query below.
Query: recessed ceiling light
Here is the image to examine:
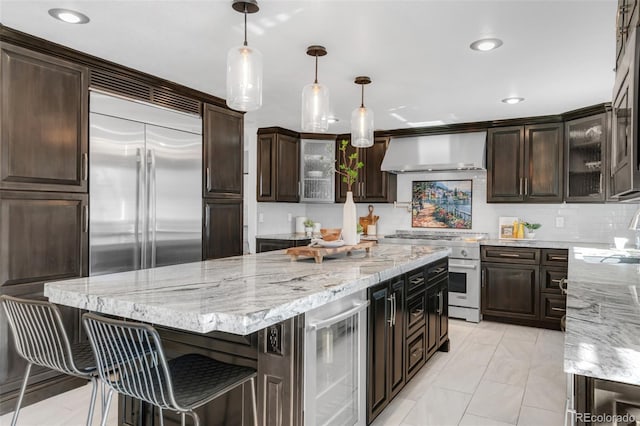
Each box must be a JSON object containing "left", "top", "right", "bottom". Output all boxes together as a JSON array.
[
  {"left": 470, "top": 38, "right": 503, "bottom": 52},
  {"left": 502, "top": 97, "right": 525, "bottom": 104},
  {"left": 48, "top": 8, "right": 90, "bottom": 24}
]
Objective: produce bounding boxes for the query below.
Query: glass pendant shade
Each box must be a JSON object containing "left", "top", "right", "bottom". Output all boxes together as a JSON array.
[
  {"left": 301, "top": 82, "right": 329, "bottom": 132},
  {"left": 351, "top": 106, "right": 374, "bottom": 148},
  {"left": 226, "top": 45, "right": 263, "bottom": 112}
]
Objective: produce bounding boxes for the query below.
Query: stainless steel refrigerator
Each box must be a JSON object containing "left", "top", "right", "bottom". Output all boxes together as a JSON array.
[{"left": 89, "top": 92, "right": 202, "bottom": 275}]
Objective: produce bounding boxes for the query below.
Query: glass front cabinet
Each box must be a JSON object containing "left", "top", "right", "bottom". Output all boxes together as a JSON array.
[
  {"left": 300, "top": 138, "right": 335, "bottom": 203},
  {"left": 564, "top": 113, "right": 609, "bottom": 202}
]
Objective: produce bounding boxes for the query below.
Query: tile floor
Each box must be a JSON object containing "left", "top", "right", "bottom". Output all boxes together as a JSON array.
[
  {"left": 371, "top": 319, "right": 567, "bottom": 426},
  {"left": 0, "top": 320, "right": 566, "bottom": 426}
]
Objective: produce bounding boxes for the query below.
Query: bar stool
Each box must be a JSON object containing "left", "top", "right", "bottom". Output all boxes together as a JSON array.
[
  {"left": 0, "top": 295, "right": 99, "bottom": 426},
  {"left": 82, "top": 312, "right": 258, "bottom": 426}
]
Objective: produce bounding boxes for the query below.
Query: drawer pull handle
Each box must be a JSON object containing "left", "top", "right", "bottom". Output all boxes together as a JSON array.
[
  {"left": 551, "top": 307, "right": 566, "bottom": 312},
  {"left": 411, "top": 309, "right": 424, "bottom": 317},
  {"left": 411, "top": 349, "right": 423, "bottom": 358},
  {"left": 551, "top": 279, "right": 565, "bottom": 284},
  {"left": 549, "top": 256, "right": 567, "bottom": 261},
  {"left": 432, "top": 267, "right": 446, "bottom": 274},
  {"left": 410, "top": 278, "right": 424, "bottom": 285},
  {"left": 499, "top": 253, "right": 520, "bottom": 258}
]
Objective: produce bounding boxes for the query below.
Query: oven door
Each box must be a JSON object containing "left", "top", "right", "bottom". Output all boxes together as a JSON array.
[{"left": 448, "top": 258, "right": 480, "bottom": 310}]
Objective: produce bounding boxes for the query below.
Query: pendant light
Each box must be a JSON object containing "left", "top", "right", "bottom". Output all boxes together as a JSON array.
[
  {"left": 301, "top": 45, "right": 330, "bottom": 132},
  {"left": 226, "top": 0, "right": 262, "bottom": 112},
  {"left": 351, "top": 76, "right": 374, "bottom": 148}
]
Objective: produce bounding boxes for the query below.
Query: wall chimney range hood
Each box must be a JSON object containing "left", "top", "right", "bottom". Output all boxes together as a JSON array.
[{"left": 380, "top": 131, "right": 487, "bottom": 173}]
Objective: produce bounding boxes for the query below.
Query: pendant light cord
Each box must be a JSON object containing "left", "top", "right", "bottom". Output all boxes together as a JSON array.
[
  {"left": 314, "top": 55, "right": 318, "bottom": 84},
  {"left": 243, "top": 6, "right": 248, "bottom": 46},
  {"left": 361, "top": 84, "right": 365, "bottom": 108}
]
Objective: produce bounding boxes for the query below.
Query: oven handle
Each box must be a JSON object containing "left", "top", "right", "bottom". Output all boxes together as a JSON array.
[
  {"left": 307, "top": 301, "right": 369, "bottom": 330},
  {"left": 449, "top": 263, "right": 477, "bottom": 270}
]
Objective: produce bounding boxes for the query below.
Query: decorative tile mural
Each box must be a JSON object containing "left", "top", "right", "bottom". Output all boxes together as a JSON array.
[{"left": 412, "top": 180, "right": 472, "bottom": 229}]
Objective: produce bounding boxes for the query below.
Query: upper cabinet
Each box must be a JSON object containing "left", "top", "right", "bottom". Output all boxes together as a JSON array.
[
  {"left": 203, "top": 103, "right": 243, "bottom": 199},
  {"left": 487, "top": 123, "right": 563, "bottom": 203},
  {"left": 257, "top": 128, "right": 300, "bottom": 202},
  {"left": 611, "top": 26, "right": 640, "bottom": 200},
  {"left": 616, "top": 0, "right": 639, "bottom": 71},
  {"left": 565, "top": 113, "right": 610, "bottom": 202},
  {"left": 0, "top": 43, "right": 88, "bottom": 193},
  {"left": 300, "top": 138, "right": 335, "bottom": 203},
  {"left": 335, "top": 135, "right": 397, "bottom": 203}
]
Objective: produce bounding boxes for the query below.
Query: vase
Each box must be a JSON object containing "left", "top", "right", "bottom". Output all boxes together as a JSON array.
[{"left": 342, "top": 191, "right": 358, "bottom": 245}]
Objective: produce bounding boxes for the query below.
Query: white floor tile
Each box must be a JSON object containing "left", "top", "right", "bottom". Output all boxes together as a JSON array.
[
  {"left": 466, "top": 380, "right": 525, "bottom": 424},
  {"left": 459, "top": 413, "right": 516, "bottom": 426},
  {"left": 466, "top": 328, "right": 505, "bottom": 346},
  {"left": 493, "top": 338, "right": 536, "bottom": 364},
  {"left": 450, "top": 342, "right": 497, "bottom": 366},
  {"left": 370, "top": 397, "right": 416, "bottom": 426},
  {"left": 522, "top": 373, "right": 567, "bottom": 413},
  {"left": 433, "top": 358, "right": 487, "bottom": 394},
  {"left": 517, "top": 405, "right": 565, "bottom": 426},
  {"left": 402, "top": 386, "right": 472, "bottom": 426},
  {"left": 483, "top": 357, "right": 530, "bottom": 387}
]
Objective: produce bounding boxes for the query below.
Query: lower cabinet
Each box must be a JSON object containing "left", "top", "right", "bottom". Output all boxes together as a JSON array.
[
  {"left": 0, "top": 191, "right": 88, "bottom": 414},
  {"left": 368, "top": 260, "right": 449, "bottom": 424},
  {"left": 203, "top": 199, "right": 243, "bottom": 259},
  {"left": 255, "top": 238, "right": 311, "bottom": 253},
  {"left": 481, "top": 246, "right": 567, "bottom": 329}
]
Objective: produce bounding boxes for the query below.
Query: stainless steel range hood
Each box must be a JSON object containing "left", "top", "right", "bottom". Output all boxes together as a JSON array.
[{"left": 380, "top": 131, "right": 487, "bottom": 173}]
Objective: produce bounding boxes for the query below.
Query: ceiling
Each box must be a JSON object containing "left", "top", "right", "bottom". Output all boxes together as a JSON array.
[{"left": 1, "top": 1, "right": 617, "bottom": 133}]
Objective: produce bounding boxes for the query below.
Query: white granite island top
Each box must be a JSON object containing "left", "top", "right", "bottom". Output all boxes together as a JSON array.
[
  {"left": 45, "top": 244, "right": 449, "bottom": 336},
  {"left": 564, "top": 247, "right": 640, "bottom": 386}
]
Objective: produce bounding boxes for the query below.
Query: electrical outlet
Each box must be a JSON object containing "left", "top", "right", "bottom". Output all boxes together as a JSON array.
[
  {"left": 287, "top": 213, "right": 292, "bottom": 222},
  {"left": 555, "top": 216, "right": 565, "bottom": 228},
  {"left": 258, "top": 213, "right": 264, "bottom": 223}
]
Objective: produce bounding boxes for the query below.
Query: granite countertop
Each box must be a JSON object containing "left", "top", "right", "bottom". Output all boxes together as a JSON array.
[
  {"left": 564, "top": 247, "right": 640, "bottom": 386},
  {"left": 482, "top": 239, "right": 610, "bottom": 250},
  {"left": 256, "top": 233, "right": 311, "bottom": 241},
  {"left": 45, "top": 245, "right": 449, "bottom": 336}
]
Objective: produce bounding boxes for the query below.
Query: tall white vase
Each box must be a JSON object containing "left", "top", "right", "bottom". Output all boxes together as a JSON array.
[{"left": 342, "top": 191, "right": 358, "bottom": 245}]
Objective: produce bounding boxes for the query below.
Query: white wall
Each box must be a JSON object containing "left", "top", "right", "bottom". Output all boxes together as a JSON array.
[{"left": 250, "top": 170, "right": 640, "bottom": 251}]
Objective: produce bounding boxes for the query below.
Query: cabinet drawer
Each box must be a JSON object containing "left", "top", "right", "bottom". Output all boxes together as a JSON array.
[
  {"left": 407, "top": 269, "right": 426, "bottom": 297},
  {"left": 541, "top": 267, "right": 568, "bottom": 294},
  {"left": 540, "top": 293, "right": 566, "bottom": 321},
  {"left": 426, "top": 260, "right": 448, "bottom": 283},
  {"left": 541, "top": 249, "right": 568, "bottom": 266},
  {"left": 406, "top": 294, "right": 425, "bottom": 336},
  {"left": 481, "top": 246, "right": 540, "bottom": 264},
  {"left": 406, "top": 329, "right": 426, "bottom": 380}
]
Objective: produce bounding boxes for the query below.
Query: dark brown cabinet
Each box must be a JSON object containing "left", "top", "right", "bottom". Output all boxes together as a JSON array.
[
  {"left": 257, "top": 129, "right": 300, "bottom": 202},
  {"left": 481, "top": 246, "right": 567, "bottom": 329},
  {"left": 0, "top": 190, "right": 88, "bottom": 414},
  {"left": 367, "top": 276, "right": 405, "bottom": 423},
  {"left": 0, "top": 43, "right": 88, "bottom": 193},
  {"left": 426, "top": 261, "right": 449, "bottom": 358},
  {"left": 203, "top": 104, "right": 243, "bottom": 199},
  {"left": 255, "top": 238, "right": 310, "bottom": 253},
  {"left": 487, "top": 123, "right": 564, "bottom": 203},
  {"left": 616, "top": 0, "right": 639, "bottom": 71},
  {"left": 565, "top": 113, "right": 610, "bottom": 202},
  {"left": 203, "top": 199, "right": 243, "bottom": 259},
  {"left": 335, "top": 136, "right": 396, "bottom": 203}
]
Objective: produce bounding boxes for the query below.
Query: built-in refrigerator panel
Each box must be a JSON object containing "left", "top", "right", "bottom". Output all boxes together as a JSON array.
[
  {"left": 89, "top": 113, "right": 145, "bottom": 275},
  {"left": 89, "top": 91, "right": 202, "bottom": 276},
  {"left": 145, "top": 125, "right": 202, "bottom": 267}
]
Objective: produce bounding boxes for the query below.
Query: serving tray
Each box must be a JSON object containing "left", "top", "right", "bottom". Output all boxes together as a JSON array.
[{"left": 285, "top": 240, "right": 376, "bottom": 264}]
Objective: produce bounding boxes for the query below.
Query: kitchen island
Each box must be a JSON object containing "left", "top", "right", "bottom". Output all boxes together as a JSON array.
[
  {"left": 564, "top": 247, "right": 640, "bottom": 425},
  {"left": 45, "top": 244, "right": 449, "bottom": 426}
]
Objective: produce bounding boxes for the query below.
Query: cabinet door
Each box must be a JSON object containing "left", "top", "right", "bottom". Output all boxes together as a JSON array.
[
  {"left": 203, "top": 199, "right": 243, "bottom": 259},
  {"left": 275, "top": 134, "right": 300, "bottom": 202},
  {"left": 540, "top": 293, "right": 566, "bottom": 325},
  {"left": 389, "top": 277, "right": 405, "bottom": 399},
  {"left": 361, "top": 137, "right": 396, "bottom": 203},
  {"left": 257, "top": 134, "right": 276, "bottom": 201},
  {"left": 525, "top": 123, "right": 564, "bottom": 202},
  {"left": 0, "top": 191, "right": 88, "bottom": 288},
  {"left": 487, "top": 126, "right": 525, "bottom": 202},
  {"left": 0, "top": 44, "right": 88, "bottom": 193},
  {"left": 335, "top": 135, "right": 359, "bottom": 202},
  {"left": 425, "top": 284, "right": 439, "bottom": 357},
  {"left": 367, "top": 283, "right": 389, "bottom": 422},
  {"left": 481, "top": 263, "right": 539, "bottom": 321},
  {"left": 438, "top": 280, "right": 449, "bottom": 345},
  {"left": 255, "top": 239, "right": 295, "bottom": 253},
  {"left": 203, "top": 104, "right": 243, "bottom": 199}
]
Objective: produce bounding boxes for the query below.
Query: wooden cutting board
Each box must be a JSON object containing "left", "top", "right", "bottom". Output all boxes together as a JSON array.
[{"left": 285, "top": 240, "right": 376, "bottom": 264}]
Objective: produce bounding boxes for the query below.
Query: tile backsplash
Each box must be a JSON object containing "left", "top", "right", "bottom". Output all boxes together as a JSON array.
[{"left": 256, "top": 171, "right": 640, "bottom": 249}]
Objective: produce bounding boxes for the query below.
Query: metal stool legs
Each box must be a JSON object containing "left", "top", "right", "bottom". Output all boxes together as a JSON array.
[{"left": 10, "top": 362, "right": 32, "bottom": 426}]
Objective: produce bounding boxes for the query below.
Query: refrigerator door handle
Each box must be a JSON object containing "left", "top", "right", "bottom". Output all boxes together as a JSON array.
[
  {"left": 148, "top": 148, "right": 157, "bottom": 268},
  {"left": 135, "top": 148, "right": 143, "bottom": 269}
]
